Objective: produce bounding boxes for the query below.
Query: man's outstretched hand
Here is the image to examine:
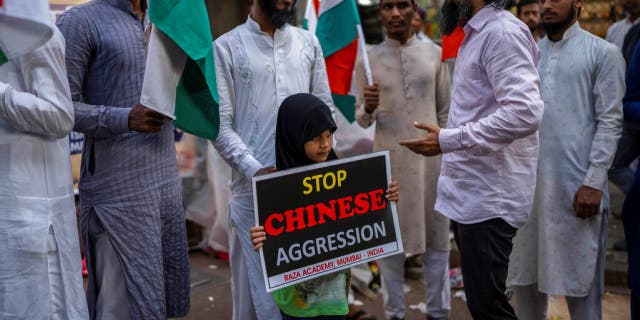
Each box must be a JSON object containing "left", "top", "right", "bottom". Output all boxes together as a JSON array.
[{"left": 399, "top": 122, "right": 443, "bottom": 157}]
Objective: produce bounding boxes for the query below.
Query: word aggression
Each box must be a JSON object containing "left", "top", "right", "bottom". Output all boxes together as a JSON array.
[{"left": 277, "top": 221, "right": 387, "bottom": 266}]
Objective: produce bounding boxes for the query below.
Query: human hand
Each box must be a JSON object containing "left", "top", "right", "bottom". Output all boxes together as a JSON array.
[
  {"left": 128, "top": 103, "right": 169, "bottom": 133},
  {"left": 254, "top": 167, "right": 277, "bottom": 177},
  {"left": 386, "top": 180, "right": 399, "bottom": 202},
  {"left": 364, "top": 81, "right": 380, "bottom": 114},
  {"left": 251, "top": 226, "right": 266, "bottom": 251},
  {"left": 573, "top": 185, "right": 602, "bottom": 219},
  {"left": 398, "top": 122, "right": 442, "bottom": 157}
]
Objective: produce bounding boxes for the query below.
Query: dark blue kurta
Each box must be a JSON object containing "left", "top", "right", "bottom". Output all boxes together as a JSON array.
[
  {"left": 622, "top": 41, "right": 640, "bottom": 299},
  {"left": 56, "top": 0, "right": 189, "bottom": 319}
]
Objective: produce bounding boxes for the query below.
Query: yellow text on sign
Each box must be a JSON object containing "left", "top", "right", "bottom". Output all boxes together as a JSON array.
[{"left": 302, "top": 170, "right": 348, "bottom": 195}]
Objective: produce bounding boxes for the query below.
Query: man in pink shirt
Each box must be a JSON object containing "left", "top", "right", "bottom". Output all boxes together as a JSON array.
[{"left": 400, "top": 0, "right": 543, "bottom": 318}]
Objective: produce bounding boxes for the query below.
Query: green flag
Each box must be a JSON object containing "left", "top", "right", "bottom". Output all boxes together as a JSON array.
[{"left": 146, "top": 0, "right": 219, "bottom": 140}]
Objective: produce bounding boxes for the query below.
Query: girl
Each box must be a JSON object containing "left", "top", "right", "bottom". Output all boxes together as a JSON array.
[{"left": 251, "top": 93, "right": 399, "bottom": 320}]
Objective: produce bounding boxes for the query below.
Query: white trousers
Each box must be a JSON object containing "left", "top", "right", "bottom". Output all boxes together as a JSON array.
[
  {"left": 47, "top": 227, "right": 65, "bottom": 320},
  {"left": 512, "top": 282, "right": 603, "bottom": 320},
  {"left": 88, "top": 213, "right": 131, "bottom": 320},
  {"left": 228, "top": 210, "right": 281, "bottom": 320},
  {"left": 379, "top": 248, "right": 451, "bottom": 319},
  {"left": 512, "top": 212, "right": 606, "bottom": 320}
]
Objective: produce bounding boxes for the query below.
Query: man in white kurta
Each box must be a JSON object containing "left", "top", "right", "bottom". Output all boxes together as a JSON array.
[
  {"left": 605, "top": 0, "right": 639, "bottom": 49},
  {"left": 356, "top": 1, "right": 451, "bottom": 319},
  {"left": 508, "top": 15, "right": 625, "bottom": 319},
  {"left": 213, "top": 2, "right": 333, "bottom": 319},
  {"left": 0, "top": 1, "right": 88, "bottom": 319}
]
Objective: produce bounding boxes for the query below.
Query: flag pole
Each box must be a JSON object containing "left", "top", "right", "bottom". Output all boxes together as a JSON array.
[{"left": 356, "top": 24, "right": 373, "bottom": 86}]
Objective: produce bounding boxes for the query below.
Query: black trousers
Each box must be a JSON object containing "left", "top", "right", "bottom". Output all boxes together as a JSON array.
[
  {"left": 452, "top": 218, "right": 517, "bottom": 320},
  {"left": 632, "top": 291, "right": 639, "bottom": 320}
]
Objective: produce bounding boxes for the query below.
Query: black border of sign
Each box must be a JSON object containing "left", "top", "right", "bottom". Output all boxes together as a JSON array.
[{"left": 252, "top": 150, "right": 404, "bottom": 292}]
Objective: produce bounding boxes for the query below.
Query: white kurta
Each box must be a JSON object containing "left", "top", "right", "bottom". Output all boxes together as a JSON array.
[
  {"left": 0, "top": 28, "right": 88, "bottom": 319},
  {"left": 213, "top": 16, "right": 333, "bottom": 320},
  {"left": 355, "top": 36, "right": 451, "bottom": 254},
  {"left": 508, "top": 23, "right": 625, "bottom": 297}
]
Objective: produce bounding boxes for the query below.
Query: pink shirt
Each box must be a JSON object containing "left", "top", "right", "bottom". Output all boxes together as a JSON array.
[{"left": 436, "top": 6, "right": 543, "bottom": 228}]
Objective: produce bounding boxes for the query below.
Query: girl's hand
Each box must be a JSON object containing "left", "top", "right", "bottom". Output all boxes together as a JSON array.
[
  {"left": 386, "top": 180, "right": 399, "bottom": 202},
  {"left": 251, "top": 225, "right": 266, "bottom": 251}
]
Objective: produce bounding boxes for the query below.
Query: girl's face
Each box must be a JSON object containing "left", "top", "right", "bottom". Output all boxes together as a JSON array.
[{"left": 304, "top": 129, "right": 333, "bottom": 163}]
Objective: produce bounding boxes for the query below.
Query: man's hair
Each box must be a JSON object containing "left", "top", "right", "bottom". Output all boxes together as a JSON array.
[
  {"left": 379, "top": 0, "right": 417, "bottom": 7},
  {"left": 516, "top": 0, "right": 540, "bottom": 15},
  {"left": 488, "top": 0, "right": 515, "bottom": 10},
  {"left": 416, "top": 7, "right": 427, "bottom": 20}
]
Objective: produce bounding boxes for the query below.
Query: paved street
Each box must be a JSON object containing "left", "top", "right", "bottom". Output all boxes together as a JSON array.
[{"left": 177, "top": 251, "right": 631, "bottom": 320}]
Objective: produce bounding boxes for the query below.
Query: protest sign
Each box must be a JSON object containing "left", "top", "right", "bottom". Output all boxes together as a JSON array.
[{"left": 253, "top": 151, "right": 403, "bottom": 292}]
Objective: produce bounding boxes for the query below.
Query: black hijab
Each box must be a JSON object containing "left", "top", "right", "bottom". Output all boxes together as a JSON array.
[{"left": 275, "top": 93, "right": 338, "bottom": 170}]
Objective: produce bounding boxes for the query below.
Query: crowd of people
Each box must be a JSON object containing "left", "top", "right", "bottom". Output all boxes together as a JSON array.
[{"left": 1, "top": 0, "right": 639, "bottom": 319}]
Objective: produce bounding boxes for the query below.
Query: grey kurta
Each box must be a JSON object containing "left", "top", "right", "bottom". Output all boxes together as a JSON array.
[
  {"left": 355, "top": 36, "right": 451, "bottom": 254},
  {"left": 507, "top": 23, "right": 625, "bottom": 297},
  {"left": 56, "top": 1, "right": 189, "bottom": 318}
]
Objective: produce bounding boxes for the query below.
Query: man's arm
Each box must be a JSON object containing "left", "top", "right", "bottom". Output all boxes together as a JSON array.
[
  {"left": 0, "top": 31, "right": 73, "bottom": 138},
  {"left": 438, "top": 30, "right": 544, "bottom": 156},
  {"left": 583, "top": 44, "right": 625, "bottom": 191},
  {"left": 212, "top": 39, "right": 263, "bottom": 180},
  {"left": 573, "top": 44, "right": 625, "bottom": 218},
  {"left": 56, "top": 9, "right": 132, "bottom": 138},
  {"left": 354, "top": 56, "right": 378, "bottom": 128},
  {"left": 435, "top": 59, "right": 451, "bottom": 128}
]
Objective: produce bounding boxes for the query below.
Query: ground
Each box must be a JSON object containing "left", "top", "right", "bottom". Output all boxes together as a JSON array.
[{"left": 177, "top": 251, "right": 631, "bottom": 320}]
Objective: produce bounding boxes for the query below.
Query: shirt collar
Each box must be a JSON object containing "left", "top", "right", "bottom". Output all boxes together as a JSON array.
[
  {"left": 245, "top": 14, "right": 289, "bottom": 35},
  {"left": 103, "top": 0, "right": 134, "bottom": 13},
  {"left": 557, "top": 21, "right": 581, "bottom": 42},
  {"left": 385, "top": 34, "right": 416, "bottom": 47},
  {"left": 464, "top": 5, "right": 498, "bottom": 34}
]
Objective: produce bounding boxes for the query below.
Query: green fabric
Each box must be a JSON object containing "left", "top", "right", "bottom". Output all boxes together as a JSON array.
[
  {"left": 148, "top": 0, "right": 219, "bottom": 140},
  {"left": 0, "top": 49, "right": 6, "bottom": 65},
  {"left": 174, "top": 59, "right": 219, "bottom": 140},
  {"left": 272, "top": 271, "right": 349, "bottom": 317},
  {"left": 316, "top": 0, "right": 360, "bottom": 57},
  {"left": 332, "top": 93, "right": 356, "bottom": 123}
]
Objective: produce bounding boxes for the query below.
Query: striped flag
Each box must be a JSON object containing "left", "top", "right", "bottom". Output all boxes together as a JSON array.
[
  {"left": 0, "top": 0, "right": 52, "bottom": 65},
  {"left": 141, "top": 0, "right": 219, "bottom": 140},
  {"left": 304, "top": 0, "right": 362, "bottom": 122}
]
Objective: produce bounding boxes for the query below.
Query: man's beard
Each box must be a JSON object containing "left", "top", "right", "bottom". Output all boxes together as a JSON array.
[
  {"left": 440, "top": 0, "right": 472, "bottom": 36},
  {"left": 258, "top": 0, "right": 296, "bottom": 29},
  {"left": 541, "top": 5, "right": 576, "bottom": 36}
]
